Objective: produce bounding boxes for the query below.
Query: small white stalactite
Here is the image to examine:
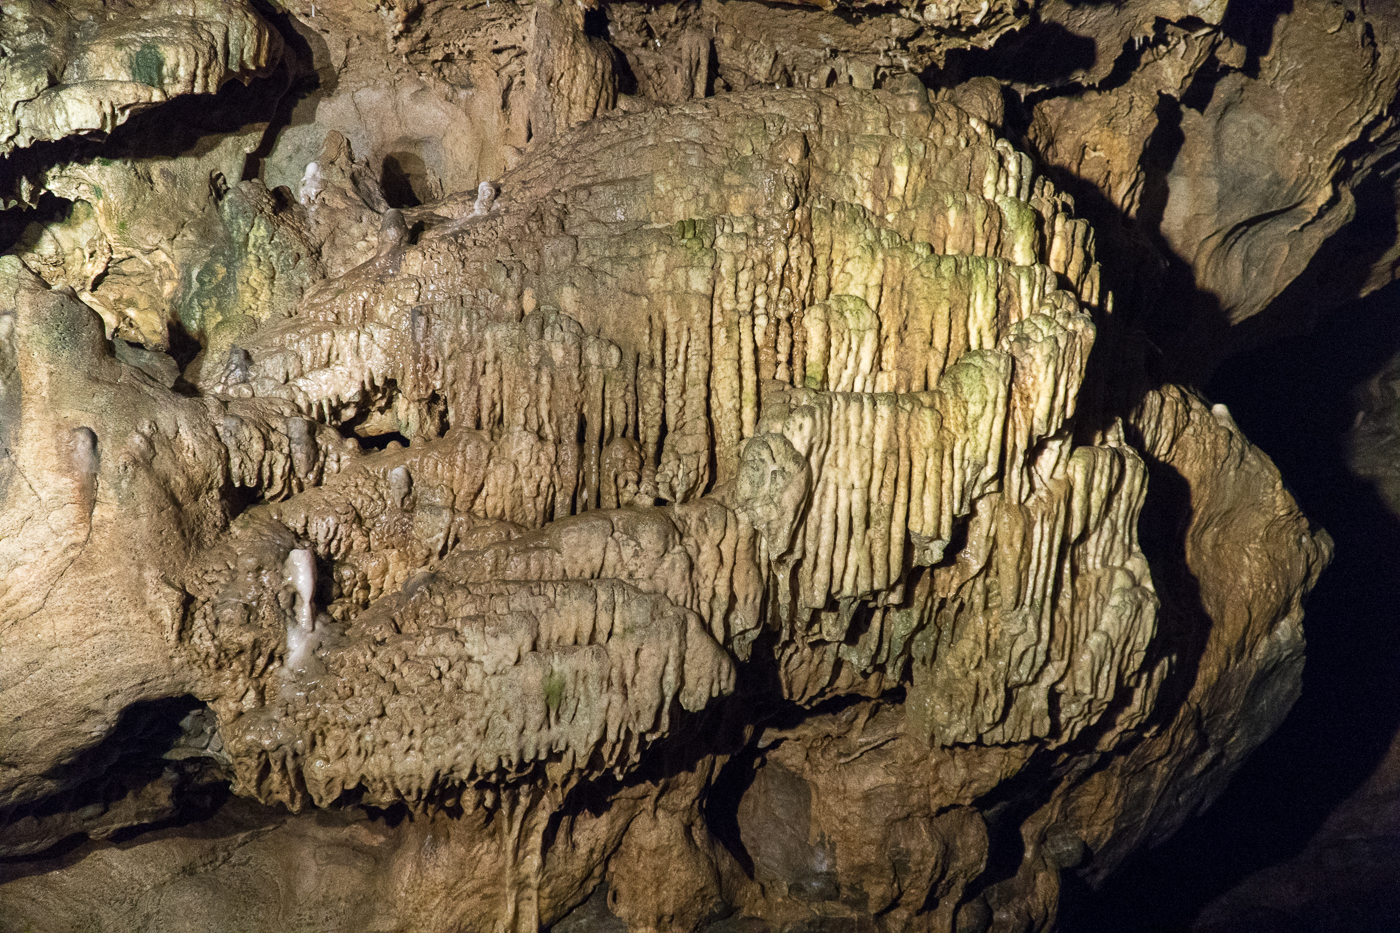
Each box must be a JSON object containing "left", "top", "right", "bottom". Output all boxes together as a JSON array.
[
  {"left": 472, "top": 180, "right": 497, "bottom": 216},
  {"left": 283, "top": 548, "right": 318, "bottom": 671},
  {"left": 389, "top": 465, "right": 412, "bottom": 508},
  {"left": 299, "top": 161, "right": 324, "bottom": 207},
  {"left": 1211, "top": 402, "right": 1238, "bottom": 430}
]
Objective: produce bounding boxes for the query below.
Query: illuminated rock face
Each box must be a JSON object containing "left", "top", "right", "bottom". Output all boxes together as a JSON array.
[
  {"left": 155, "top": 88, "right": 1156, "bottom": 815},
  {"left": 0, "top": 66, "right": 1328, "bottom": 933},
  {"left": 0, "top": 0, "right": 281, "bottom": 158}
]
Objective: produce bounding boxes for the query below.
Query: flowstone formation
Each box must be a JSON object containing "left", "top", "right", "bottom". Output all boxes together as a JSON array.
[
  {"left": 0, "top": 2, "right": 1335, "bottom": 932},
  {"left": 183, "top": 87, "right": 1155, "bottom": 817},
  {"left": 0, "top": 0, "right": 280, "bottom": 159}
]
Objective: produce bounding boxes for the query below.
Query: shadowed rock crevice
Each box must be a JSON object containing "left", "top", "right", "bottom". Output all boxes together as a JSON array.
[{"left": 1064, "top": 279, "right": 1400, "bottom": 933}]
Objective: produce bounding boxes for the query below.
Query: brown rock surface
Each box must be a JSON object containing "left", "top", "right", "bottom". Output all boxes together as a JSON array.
[
  {"left": 0, "top": 1, "right": 1368, "bottom": 931},
  {"left": 1169, "top": 295, "right": 1400, "bottom": 933},
  {"left": 0, "top": 0, "right": 281, "bottom": 161},
  {"left": 1012, "top": 1, "right": 1400, "bottom": 374}
]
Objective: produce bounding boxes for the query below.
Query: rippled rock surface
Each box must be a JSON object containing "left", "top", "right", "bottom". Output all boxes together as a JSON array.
[{"left": 0, "top": 3, "right": 1338, "bottom": 930}]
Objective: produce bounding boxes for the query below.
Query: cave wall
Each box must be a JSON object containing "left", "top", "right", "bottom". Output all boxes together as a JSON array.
[{"left": 1, "top": 1, "right": 1395, "bottom": 931}]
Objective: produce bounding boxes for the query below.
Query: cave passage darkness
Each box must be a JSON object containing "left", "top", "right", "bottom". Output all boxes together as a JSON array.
[{"left": 1061, "top": 280, "right": 1400, "bottom": 931}]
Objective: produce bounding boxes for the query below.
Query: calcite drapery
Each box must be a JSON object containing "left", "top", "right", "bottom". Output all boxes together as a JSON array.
[
  {"left": 0, "top": 74, "right": 1327, "bottom": 932},
  {"left": 142, "top": 86, "right": 1155, "bottom": 816}
]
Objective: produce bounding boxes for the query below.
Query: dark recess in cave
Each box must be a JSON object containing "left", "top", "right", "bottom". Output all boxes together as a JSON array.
[
  {"left": 1061, "top": 278, "right": 1400, "bottom": 931},
  {"left": 381, "top": 152, "right": 427, "bottom": 208},
  {"left": 0, "top": 696, "right": 224, "bottom": 876}
]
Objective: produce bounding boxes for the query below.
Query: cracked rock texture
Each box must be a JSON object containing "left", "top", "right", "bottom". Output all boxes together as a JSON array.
[{"left": 0, "top": 0, "right": 1380, "bottom": 930}]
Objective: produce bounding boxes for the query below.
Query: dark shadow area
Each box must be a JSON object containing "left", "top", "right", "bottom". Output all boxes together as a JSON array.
[
  {"left": 356, "top": 429, "right": 413, "bottom": 451},
  {"left": 706, "top": 734, "right": 761, "bottom": 878},
  {"left": 164, "top": 320, "right": 206, "bottom": 372},
  {"left": 239, "top": 1, "right": 348, "bottom": 189},
  {"left": 0, "top": 190, "right": 71, "bottom": 257},
  {"left": 91, "top": 68, "right": 289, "bottom": 165},
  {"left": 1120, "top": 453, "right": 1207, "bottom": 725},
  {"left": 1062, "top": 279, "right": 1400, "bottom": 932},
  {"left": 582, "top": 5, "right": 611, "bottom": 40},
  {"left": 0, "top": 696, "right": 231, "bottom": 879},
  {"left": 959, "top": 757, "right": 1060, "bottom": 900},
  {"left": 0, "top": 63, "right": 275, "bottom": 190},
  {"left": 11, "top": 697, "right": 203, "bottom": 812},
  {"left": 0, "top": 1, "right": 331, "bottom": 204},
  {"left": 1219, "top": 0, "right": 1293, "bottom": 80},
  {"left": 381, "top": 153, "right": 427, "bottom": 208},
  {"left": 1132, "top": 91, "right": 1185, "bottom": 269},
  {"left": 932, "top": 22, "right": 1098, "bottom": 89},
  {"left": 612, "top": 46, "right": 641, "bottom": 98}
]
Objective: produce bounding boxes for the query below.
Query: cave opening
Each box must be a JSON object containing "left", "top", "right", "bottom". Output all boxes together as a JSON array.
[{"left": 357, "top": 429, "right": 413, "bottom": 451}]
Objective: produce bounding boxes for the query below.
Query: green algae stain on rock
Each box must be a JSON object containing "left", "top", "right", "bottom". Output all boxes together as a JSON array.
[
  {"left": 543, "top": 670, "right": 566, "bottom": 716},
  {"left": 180, "top": 256, "right": 239, "bottom": 337},
  {"left": 129, "top": 44, "right": 165, "bottom": 87}
]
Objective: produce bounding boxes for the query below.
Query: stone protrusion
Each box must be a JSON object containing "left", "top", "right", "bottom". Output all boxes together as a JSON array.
[{"left": 1, "top": 0, "right": 282, "bottom": 159}]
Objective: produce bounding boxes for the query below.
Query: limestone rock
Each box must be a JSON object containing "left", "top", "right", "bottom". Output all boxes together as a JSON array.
[
  {"left": 0, "top": 0, "right": 281, "bottom": 160},
  {"left": 0, "top": 3, "right": 1340, "bottom": 931},
  {"left": 1019, "top": 0, "right": 1400, "bottom": 372}
]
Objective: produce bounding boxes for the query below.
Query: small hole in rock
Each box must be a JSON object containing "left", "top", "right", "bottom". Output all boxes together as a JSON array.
[{"left": 359, "top": 431, "right": 411, "bottom": 451}]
